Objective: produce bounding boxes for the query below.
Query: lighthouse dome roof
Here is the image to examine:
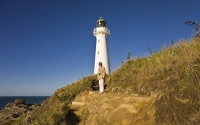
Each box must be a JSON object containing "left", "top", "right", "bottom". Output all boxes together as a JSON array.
[
  {"left": 96, "top": 17, "right": 106, "bottom": 27},
  {"left": 97, "top": 17, "right": 105, "bottom": 22}
]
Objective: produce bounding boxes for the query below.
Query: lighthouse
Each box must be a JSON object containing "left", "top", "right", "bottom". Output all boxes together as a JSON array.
[{"left": 93, "top": 17, "right": 110, "bottom": 74}]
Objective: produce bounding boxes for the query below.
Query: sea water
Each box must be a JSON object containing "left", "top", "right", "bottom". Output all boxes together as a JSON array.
[{"left": 0, "top": 96, "right": 49, "bottom": 110}]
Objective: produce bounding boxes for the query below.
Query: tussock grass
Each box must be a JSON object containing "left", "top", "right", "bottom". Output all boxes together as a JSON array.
[
  {"left": 29, "top": 75, "right": 96, "bottom": 125},
  {"left": 10, "top": 37, "right": 200, "bottom": 125},
  {"left": 106, "top": 37, "right": 200, "bottom": 124}
]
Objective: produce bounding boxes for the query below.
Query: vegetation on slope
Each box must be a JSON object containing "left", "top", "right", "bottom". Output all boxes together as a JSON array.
[
  {"left": 32, "top": 75, "right": 98, "bottom": 125},
  {"left": 10, "top": 37, "right": 200, "bottom": 125},
  {"left": 106, "top": 37, "right": 200, "bottom": 124},
  {"left": 10, "top": 75, "right": 97, "bottom": 125}
]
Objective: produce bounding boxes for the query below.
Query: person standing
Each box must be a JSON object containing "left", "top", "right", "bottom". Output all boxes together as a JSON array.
[{"left": 97, "top": 62, "right": 106, "bottom": 93}]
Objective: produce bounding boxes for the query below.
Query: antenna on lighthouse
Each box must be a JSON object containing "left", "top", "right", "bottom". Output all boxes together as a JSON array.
[{"left": 93, "top": 17, "right": 110, "bottom": 74}]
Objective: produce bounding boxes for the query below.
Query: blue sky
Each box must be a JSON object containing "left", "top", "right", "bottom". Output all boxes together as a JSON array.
[{"left": 0, "top": 0, "right": 199, "bottom": 96}]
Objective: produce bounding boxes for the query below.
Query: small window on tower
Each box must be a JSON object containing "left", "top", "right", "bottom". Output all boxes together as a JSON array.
[
  {"left": 98, "top": 40, "right": 100, "bottom": 43},
  {"left": 98, "top": 51, "right": 99, "bottom": 54}
]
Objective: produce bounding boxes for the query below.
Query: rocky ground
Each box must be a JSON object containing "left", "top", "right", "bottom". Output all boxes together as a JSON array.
[
  {"left": 0, "top": 98, "right": 40, "bottom": 125},
  {"left": 67, "top": 91, "right": 157, "bottom": 125}
]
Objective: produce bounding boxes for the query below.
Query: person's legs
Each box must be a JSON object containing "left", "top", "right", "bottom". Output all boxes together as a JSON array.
[
  {"left": 101, "top": 79, "right": 104, "bottom": 92},
  {"left": 99, "top": 79, "right": 104, "bottom": 93}
]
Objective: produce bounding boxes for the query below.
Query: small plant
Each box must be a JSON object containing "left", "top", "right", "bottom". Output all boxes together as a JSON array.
[
  {"left": 185, "top": 21, "right": 200, "bottom": 38},
  {"left": 148, "top": 47, "right": 153, "bottom": 55},
  {"left": 185, "top": 21, "right": 200, "bottom": 34},
  {"left": 127, "top": 52, "right": 131, "bottom": 60}
]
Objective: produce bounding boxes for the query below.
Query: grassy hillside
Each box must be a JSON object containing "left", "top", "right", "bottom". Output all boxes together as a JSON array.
[
  {"left": 9, "top": 75, "right": 97, "bottom": 125},
  {"left": 10, "top": 37, "right": 200, "bottom": 125},
  {"left": 106, "top": 37, "right": 200, "bottom": 124},
  {"left": 32, "top": 76, "right": 99, "bottom": 125}
]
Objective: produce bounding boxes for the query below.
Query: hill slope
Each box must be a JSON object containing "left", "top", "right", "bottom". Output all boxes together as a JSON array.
[
  {"left": 106, "top": 38, "right": 200, "bottom": 124},
  {"left": 8, "top": 37, "right": 200, "bottom": 125}
]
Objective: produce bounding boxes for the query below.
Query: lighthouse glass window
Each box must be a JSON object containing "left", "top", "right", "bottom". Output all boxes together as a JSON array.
[{"left": 97, "top": 21, "right": 106, "bottom": 27}]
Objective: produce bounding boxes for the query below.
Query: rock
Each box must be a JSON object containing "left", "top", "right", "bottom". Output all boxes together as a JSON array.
[
  {"left": 87, "top": 101, "right": 98, "bottom": 113},
  {"left": 25, "top": 111, "right": 32, "bottom": 124},
  {"left": 69, "top": 91, "right": 157, "bottom": 125},
  {"left": 17, "top": 104, "right": 28, "bottom": 109},
  {"left": 4, "top": 123, "right": 11, "bottom": 125},
  {"left": 0, "top": 98, "right": 40, "bottom": 125},
  {"left": 14, "top": 99, "right": 25, "bottom": 105},
  {"left": 11, "top": 113, "right": 19, "bottom": 118},
  {"left": 29, "top": 103, "right": 40, "bottom": 110},
  {"left": 5, "top": 103, "right": 14, "bottom": 108}
]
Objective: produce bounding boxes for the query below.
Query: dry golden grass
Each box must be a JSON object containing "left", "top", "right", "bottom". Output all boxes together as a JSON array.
[
  {"left": 106, "top": 37, "right": 200, "bottom": 124},
  {"left": 9, "top": 37, "right": 200, "bottom": 125},
  {"left": 10, "top": 75, "right": 97, "bottom": 125},
  {"left": 32, "top": 75, "right": 97, "bottom": 125}
]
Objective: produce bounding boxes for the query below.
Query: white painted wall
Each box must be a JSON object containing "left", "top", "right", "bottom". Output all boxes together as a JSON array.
[{"left": 93, "top": 27, "right": 110, "bottom": 74}]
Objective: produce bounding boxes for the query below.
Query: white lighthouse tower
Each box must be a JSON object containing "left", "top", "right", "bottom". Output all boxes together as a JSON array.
[{"left": 93, "top": 17, "right": 110, "bottom": 74}]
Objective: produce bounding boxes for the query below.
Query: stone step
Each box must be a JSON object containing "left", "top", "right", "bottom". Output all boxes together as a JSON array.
[
  {"left": 73, "top": 96, "right": 87, "bottom": 102},
  {"left": 89, "top": 91, "right": 96, "bottom": 95},
  {"left": 69, "top": 106, "right": 83, "bottom": 116},
  {"left": 71, "top": 101, "right": 85, "bottom": 106}
]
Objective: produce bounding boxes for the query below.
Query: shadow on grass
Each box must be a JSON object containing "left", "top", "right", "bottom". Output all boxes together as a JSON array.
[
  {"left": 91, "top": 79, "right": 107, "bottom": 91},
  {"left": 91, "top": 80, "right": 99, "bottom": 91},
  {"left": 66, "top": 109, "right": 81, "bottom": 125}
]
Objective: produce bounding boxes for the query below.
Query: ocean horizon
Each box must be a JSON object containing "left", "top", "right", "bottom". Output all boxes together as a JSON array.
[{"left": 0, "top": 96, "right": 49, "bottom": 110}]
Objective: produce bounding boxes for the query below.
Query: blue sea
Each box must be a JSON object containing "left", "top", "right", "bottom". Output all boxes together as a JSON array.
[{"left": 0, "top": 96, "right": 49, "bottom": 110}]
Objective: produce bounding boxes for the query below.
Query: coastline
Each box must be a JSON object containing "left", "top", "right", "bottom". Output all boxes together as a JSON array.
[{"left": 0, "top": 96, "right": 49, "bottom": 110}]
